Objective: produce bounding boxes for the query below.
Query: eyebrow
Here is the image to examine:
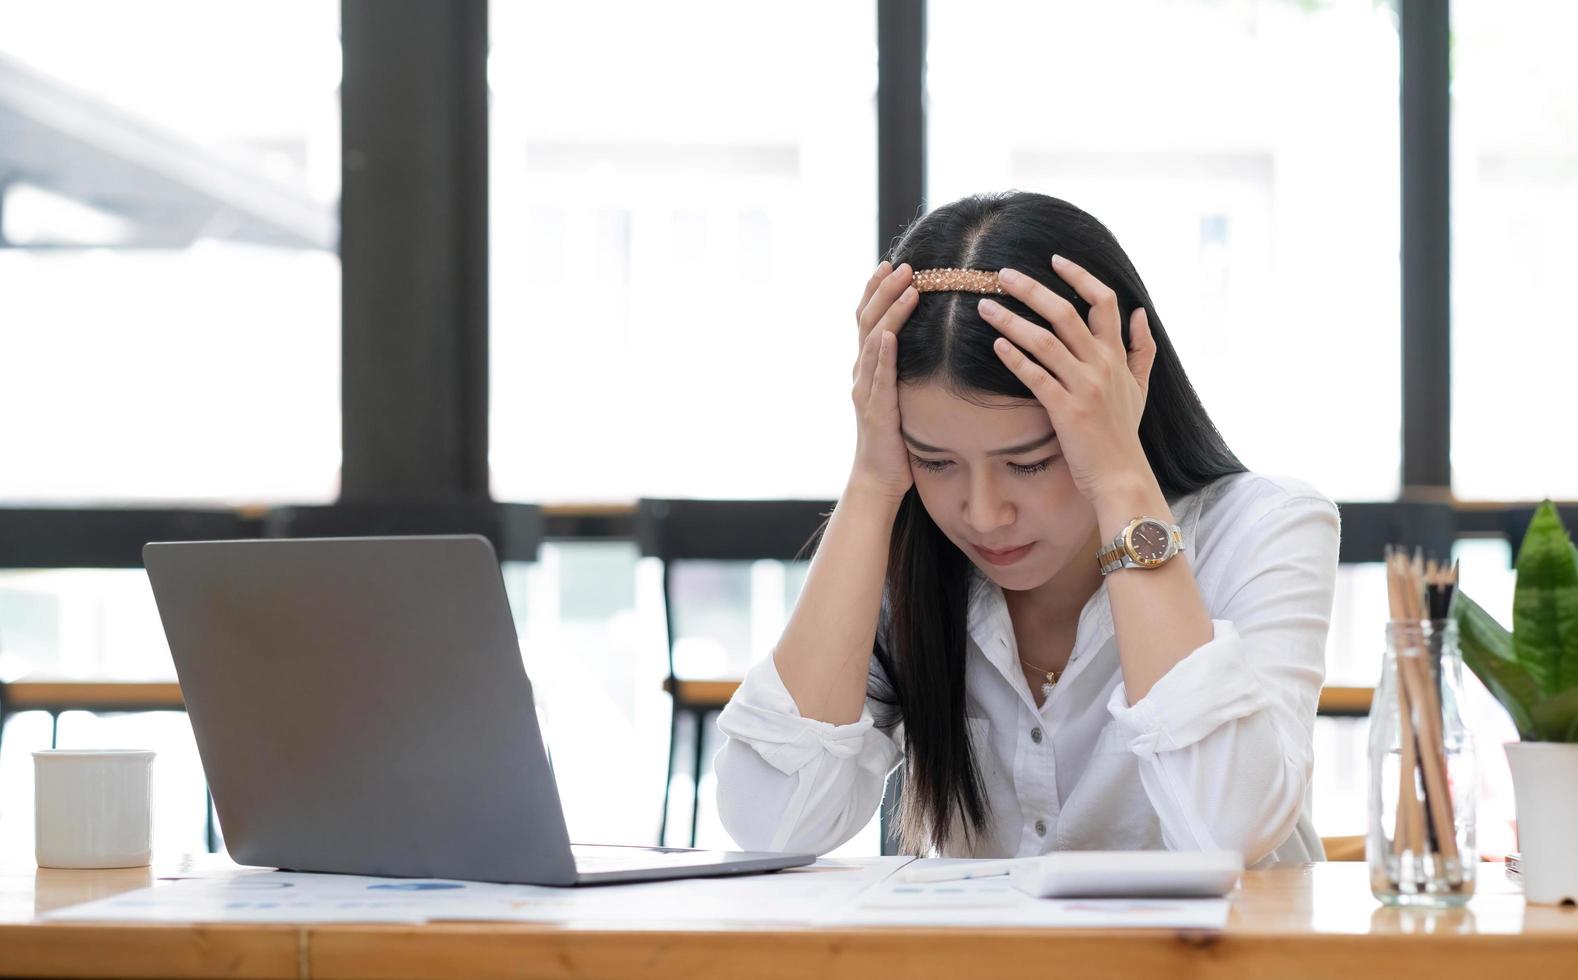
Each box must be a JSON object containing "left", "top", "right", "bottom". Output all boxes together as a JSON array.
[{"left": 900, "top": 430, "right": 1058, "bottom": 457}]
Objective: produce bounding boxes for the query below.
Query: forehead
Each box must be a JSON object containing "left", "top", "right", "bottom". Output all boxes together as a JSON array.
[{"left": 896, "top": 382, "right": 1047, "bottom": 451}]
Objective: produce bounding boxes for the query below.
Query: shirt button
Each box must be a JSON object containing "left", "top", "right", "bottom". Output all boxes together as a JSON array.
[
  {"left": 1030, "top": 726, "right": 1043, "bottom": 744},
  {"left": 1034, "top": 819, "right": 1048, "bottom": 837}
]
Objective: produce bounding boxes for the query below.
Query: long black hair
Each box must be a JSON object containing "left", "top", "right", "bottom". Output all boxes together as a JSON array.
[{"left": 862, "top": 191, "right": 1248, "bottom": 854}]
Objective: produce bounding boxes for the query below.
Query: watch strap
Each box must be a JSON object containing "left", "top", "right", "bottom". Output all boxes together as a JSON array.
[{"left": 1096, "top": 518, "right": 1185, "bottom": 575}]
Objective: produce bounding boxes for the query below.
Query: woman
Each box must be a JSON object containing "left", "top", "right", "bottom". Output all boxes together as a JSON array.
[{"left": 714, "top": 191, "right": 1339, "bottom": 864}]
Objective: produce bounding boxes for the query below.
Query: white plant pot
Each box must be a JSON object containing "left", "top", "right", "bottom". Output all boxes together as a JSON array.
[{"left": 1505, "top": 741, "right": 1578, "bottom": 905}]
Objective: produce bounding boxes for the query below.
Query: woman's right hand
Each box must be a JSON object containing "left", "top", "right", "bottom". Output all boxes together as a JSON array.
[{"left": 849, "top": 261, "right": 917, "bottom": 502}]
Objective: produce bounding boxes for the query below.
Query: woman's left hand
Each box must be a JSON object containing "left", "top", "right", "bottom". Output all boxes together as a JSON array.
[{"left": 978, "top": 254, "right": 1157, "bottom": 506}]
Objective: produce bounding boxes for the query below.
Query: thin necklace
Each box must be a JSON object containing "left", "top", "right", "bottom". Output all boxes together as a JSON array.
[{"left": 1019, "top": 657, "right": 1059, "bottom": 700}]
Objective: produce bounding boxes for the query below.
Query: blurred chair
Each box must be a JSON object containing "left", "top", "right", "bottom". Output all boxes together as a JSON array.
[
  {"left": 0, "top": 506, "right": 545, "bottom": 856},
  {"left": 1317, "top": 686, "right": 1373, "bottom": 717},
  {"left": 1315, "top": 687, "right": 1373, "bottom": 861},
  {"left": 1330, "top": 500, "right": 1456, "bottom": 565},
  {"left": 1308, "top": 497, "right": 1456, "bottom": 861},
  {"left": 261, "top": 501, "right": 542, "bottom": 561},
  {"left": 632, "top": 497, "right": 1429, "bottom": 853},
  {"left": 878, "top": 688, "right": 1379, "bottom": 858},
  {"left": 0, "top": 680, "right": 184, "bottom": 750},
  {"left": 0, "top": 507, "right": 263, "bottom": 854},
  {"left": 1320, "top": 835, "right": 1367, "bottom": 861},
  {"left": 636, "top": 498, "right": 832, "bottom": 847},
  {"left": 1499, "top": 502, "right": 1578, "bottom": 565},
  {"left": 0, "top": 679, "right": 217, "bottom": 849}
]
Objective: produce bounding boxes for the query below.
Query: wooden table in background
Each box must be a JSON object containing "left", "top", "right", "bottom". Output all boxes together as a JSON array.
[
  {"left": 2, "top": 855, "right": 1576, "bottom": 979},
  {"left": 660, "top": 684, "right": 1376, "bottom": 717},
  {"left": 0, "top": 681, "right": 185, "bottom": 713}
]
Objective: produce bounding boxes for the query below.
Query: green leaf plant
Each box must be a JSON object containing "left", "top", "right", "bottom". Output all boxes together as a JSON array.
[{"left": 1455, "top": 500, "right": 1578, "bottom": 743}]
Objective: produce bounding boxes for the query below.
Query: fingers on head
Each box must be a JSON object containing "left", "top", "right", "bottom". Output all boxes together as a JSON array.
[
  {"left": 997, "top": 337, "right": 1064, "bottom": 404},
  {"left": 1133, "top": 306, "right": 1152, "bottom": 345},
  {"left": 1001, "top": 274, "right": 1079, "bottom": 331},
  {"left": 856, "top": 260, "right": 892, "bottom": 319},
  {"left": 868, "top": 331, "right": 901, "bottom": 412},
  {"left": 1121, "top": 305, "right": 1151, "bottom": 353},
  {"left": 875, "top": 286, "right": 918, "bottom": 336},
  {"left": 859, "top": 264, "right": 913, "bottom": 333},
  {"left": 853, "top": 321, "right": 883, "bottom": 402}
]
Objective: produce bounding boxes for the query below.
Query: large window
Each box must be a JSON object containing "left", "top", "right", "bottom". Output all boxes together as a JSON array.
[
  {"left": 488, "top": 0, "right": 878, "bottom": 502},
  {"left": 1450, "top": 0, "right": 1578, "bottom": 500},
  {"left": 0, "top": 0, "right": 340, "bottom": 862},
  {"left": 928, "top": 0, "right": 1402, "bottom": 503},
  {"left": 0, "top": 0, "right": 340, "bottom": 504},
  {"left": 1, "top": 1, "right": 1563, "bottom": 864}
]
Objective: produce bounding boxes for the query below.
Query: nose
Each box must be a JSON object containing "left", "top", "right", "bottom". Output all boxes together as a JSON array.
[{"left": 963, "top": 472, "right": 1014, "bottom": 539}]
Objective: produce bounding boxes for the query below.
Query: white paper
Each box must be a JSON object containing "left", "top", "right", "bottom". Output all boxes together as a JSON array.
[
  {"left": 821, "top": 872, "right": 1231, "bottom": 929},
  {"left": 476, "top": 856, "right": 913, "bottom": 925},
  {"left": 45, "top": 870, "right": 475, "bottom": 923},
  {"left": 892, "top": 857, "right": 1020, "bottom": 883},
  {"left": 41, "top": 857, "right": 914, "bottom": 926},
  {"left": 42, "top": 855, "right": 1229, "bottom": 930}
]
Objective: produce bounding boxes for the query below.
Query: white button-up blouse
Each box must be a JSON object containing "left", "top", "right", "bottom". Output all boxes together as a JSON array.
[{"left": 712, "top": 471, "right": 1341, "bottom": 866}]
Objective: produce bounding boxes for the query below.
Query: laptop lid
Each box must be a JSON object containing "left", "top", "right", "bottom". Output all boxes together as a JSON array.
[{"left": 143, "top": 535, "right": 582, "bottom": 885}]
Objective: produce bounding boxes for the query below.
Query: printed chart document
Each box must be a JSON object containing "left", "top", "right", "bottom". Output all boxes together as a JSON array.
[
  {"left": 826, "top": 868, "right": 1230, "bottom": 929},
  {"left": 479, "top": 856, "right": 913, "bottom": 926},
  {"left": 45, "top": 871, "right": 469, "bottom": 924},
  {"left": 41, "top": 857, "right": 914, "bottom": 926},
  {"left": 42, "top": 856, "right": 1230, "bottom": 929}
]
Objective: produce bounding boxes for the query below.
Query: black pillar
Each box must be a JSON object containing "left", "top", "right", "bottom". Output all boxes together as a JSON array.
[
  {"left": 877, "top": 0, "right": 926, "bottom": 259},
  {"left": 340, "top": 0, "right": 490, "bottom": 501},
  {"left": 1399, "top": 0, "right": 1451, "bottom": 492}
]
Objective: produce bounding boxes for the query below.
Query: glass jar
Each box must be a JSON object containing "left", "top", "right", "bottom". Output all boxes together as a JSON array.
[{"left": 1367, "top": 618, "right": 1476, "bottom": 905}]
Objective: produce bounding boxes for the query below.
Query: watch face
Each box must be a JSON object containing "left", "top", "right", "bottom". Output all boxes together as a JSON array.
[{"left": 1127, "top": 520, "right": 1172, "bottom": 564}]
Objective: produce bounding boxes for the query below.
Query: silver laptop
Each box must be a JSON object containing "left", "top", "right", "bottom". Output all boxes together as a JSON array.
[{"left": 143, "top": 534, "right": 814, "bottom": 886}]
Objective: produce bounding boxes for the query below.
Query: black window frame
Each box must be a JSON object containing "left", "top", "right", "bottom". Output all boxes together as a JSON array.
[{"left": 0, "top": 0, "right": 1564, "bottom": 566}]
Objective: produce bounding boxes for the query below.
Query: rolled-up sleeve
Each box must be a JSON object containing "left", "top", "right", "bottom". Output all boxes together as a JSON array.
[
  {"left": 1104, "top": 492, "right": 1340, "bottom": 864},
  {"left": 713, "top": 649, "right": 904, "bottom": 854}
]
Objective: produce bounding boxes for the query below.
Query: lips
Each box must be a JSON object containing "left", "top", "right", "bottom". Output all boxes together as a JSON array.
[{"left": 974, "top": 541, "right": 1034, "bottom": 565}]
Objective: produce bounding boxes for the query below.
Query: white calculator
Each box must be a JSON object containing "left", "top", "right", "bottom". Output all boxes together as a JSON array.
[{"left": 1008, "top": 850, "right": 1244, "bottom": 899}]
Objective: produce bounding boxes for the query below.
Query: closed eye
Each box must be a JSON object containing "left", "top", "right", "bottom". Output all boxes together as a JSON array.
[
  {"left": 1010, "top": 456, "right": 1057, "bottom": 475},
  {"left": 908, "top": 455, "right": 1059, "bottom": 475}
]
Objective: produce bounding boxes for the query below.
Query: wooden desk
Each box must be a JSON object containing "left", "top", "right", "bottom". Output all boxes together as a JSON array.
[{"left": 2, "top": 855, "right": 1575, "bottom": 979}]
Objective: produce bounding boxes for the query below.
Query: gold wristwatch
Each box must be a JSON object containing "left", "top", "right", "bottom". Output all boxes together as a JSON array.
[{"left": 1097, "top": 516, "right": 1185, "bottom": 575}]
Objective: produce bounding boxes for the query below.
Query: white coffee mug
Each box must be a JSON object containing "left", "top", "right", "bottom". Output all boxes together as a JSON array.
[{"left": 33, "top": 749, "right": 155, "bottom": 869}]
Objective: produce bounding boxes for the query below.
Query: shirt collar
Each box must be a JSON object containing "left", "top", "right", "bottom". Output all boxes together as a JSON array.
[{"left": 964, "top": 480, "right": 1216, "bottom": 703}]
